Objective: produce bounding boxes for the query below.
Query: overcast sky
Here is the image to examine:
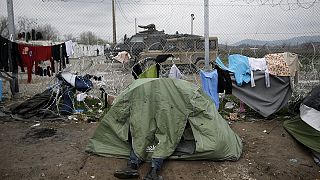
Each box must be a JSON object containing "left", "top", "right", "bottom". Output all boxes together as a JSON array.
[{"left": 1, "top": 0, "right": 320, "bottom": 44}]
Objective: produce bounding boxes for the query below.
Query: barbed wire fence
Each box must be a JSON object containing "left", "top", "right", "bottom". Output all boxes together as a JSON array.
[{"left": 0, "top": 0, "right": 319, "bottom": 102}]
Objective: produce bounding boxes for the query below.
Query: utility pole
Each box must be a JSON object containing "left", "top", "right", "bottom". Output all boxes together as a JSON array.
[
  {"left": 135, "top": 18, "right": 137, "bottom": 34},
  {"left": 7, "top": 0, "right": 19, "bottom": 95},
  {"left": 204, "top": 0, "right": 210, "bottom": 70},
  {"left": 191, "top": 14, "right": 195, "bottom": 35},
  {"left": 112, "top": 0, "right": 117, "bottom": 45}
]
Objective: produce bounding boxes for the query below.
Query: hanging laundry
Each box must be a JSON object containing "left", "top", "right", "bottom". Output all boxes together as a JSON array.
[
  {"left": 232, "top": 71, "right": 292, "bottom": 117},
  {"left": 168, "top": 64, "right": 182, "bottom": 79},
  {"left": 283, "top": 52, "right": 300, "bottom": 84},
  {"left": 62, "top": 43, "right": 69, "bottom": 65},
  {"left": 264, "top": 53, "right": 290, "bottom": 76},
  {"left": 215, "top": 65, "right": 232, "bottom": 94},
  {"left": 248, "top": 57, "right": 270, "bottom": 88},
  {"left": 11, "top": 42, "right": 25, "bottom": 73},
  {"left": 215, "top": 56, "right": 229, "bottom": 71},
  {"left": 52, "top": 43, "right": 68, "bottom": 71},
  {"left": 132, "top": 63, "right": 143, "bottom": 79},
  {"left": 35, "top": 66, "right": 40, "bottom": 75},
  {"left": 113, "top": 51, "right": 131, "bottom": 63},
  {"left": 18, "top": 44, "right": 34, "bottom": 83},
  {"left": 138, "top": 64, "right": 160, "bottom": 78},
  {"left": 26, "top": 32, "right": 31, "bottom": 42},
  {"left": 47, "top": 66, "right": 51, "bottom": 77},
  {"left": 228, "top": 54, "right": 251, "bottom": 86},
  {"left": 65, "top": 40, "right": 74, "bottom": 57},
  {"left": 0, "top": 36, "right": 9, "bottom": 72},
  {"left": 33, "top": 46, "right": 52, "bottom": 62},
  {"left": 34, "top": 46, "right": 52, "bottom": 76},
  {"left": 200, "top": 70, "right": 219, "bottom": 110},
  {"left": 215, "top": 55, "right": 250, "bottom": 86},
  {"left": 39, "top": 67, "right": 44, "bottom": 76}
]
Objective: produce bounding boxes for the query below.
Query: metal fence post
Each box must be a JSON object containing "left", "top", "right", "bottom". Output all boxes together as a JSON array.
[
  {"left": 7, "top": 0, "right": 19, "bottom": 95},
  {"left": 204, "top": 0, "right": 210, "bottom": 70}
]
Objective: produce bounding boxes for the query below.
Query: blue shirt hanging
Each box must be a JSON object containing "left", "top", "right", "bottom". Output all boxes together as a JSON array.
[
  {"left": 200, "top": 70, "right": 219, "bottom": 110},
  {"left": 215, "top": 55, "right": 251, "bottom": 86}
]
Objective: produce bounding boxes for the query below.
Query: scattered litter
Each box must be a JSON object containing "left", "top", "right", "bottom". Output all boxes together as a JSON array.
[
  {"left": 240, "top": 114, "right": 246, "bottom": 119},
  {"left": 31, "top": 123, "right": 41, "bottom": 128},
  {"left": 76, "top": 93, "right": 88, "bottom": 102},
  {"left": 229, "top": 113, "right": 238, "bottom": 121},
  {"left": 98, "top": 109, "right": 103, "bottom": 113},
  {"left": 56, "top": 163, "right": 63, "bottom": 167},
  {"left": 224, "top": 102, "right": 235, "bottom": 109},
  {"left": 74, "top": 109, "right": 84, "bottom": 114},
  {"left": 242, "top": 129, "right": 246, "bottom": 131},
  {"left": 289, "top": 158, "right": 298, "bottom": 163},
  {"left": 90, "top": 175, "right": 95, "bottom": 179},
  {"left": 249, "top": 162, "right": 252, "bottom": 165},
  {"left": 41, "top": 173, "right": 45, "bottom": 177},
  {"left": 263, "top": 130, "right": 267, "bottom": 133}
]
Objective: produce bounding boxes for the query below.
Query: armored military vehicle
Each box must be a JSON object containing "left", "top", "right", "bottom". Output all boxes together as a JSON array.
[
  {"left": 108, "top": 24, "right": 218, "bottom": 70},
  {"left": 140, "top": 36, "right": 218, "bottom": 70}
]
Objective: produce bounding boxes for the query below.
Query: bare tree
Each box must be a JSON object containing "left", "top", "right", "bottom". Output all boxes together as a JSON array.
[
  {"left": 16, "top": 16, "right": 38, "bottom": 34},
  {"left": 79, "top": 31, "right": 108, "bottom": 45},
  {"left": 0, "top": 16, "right": 8, "bottom": 38},
  {"left": 63, "top": 33, "right": 77, "bottom": 42},
  {"left": 36, "top": 24, "right": 59, "bottom": 41},
  {"left": 79, "top": 31, "right": 98, "bottom": 45},
  {"left": 16, "top": 16, "right": 59, "bottom": 41}
]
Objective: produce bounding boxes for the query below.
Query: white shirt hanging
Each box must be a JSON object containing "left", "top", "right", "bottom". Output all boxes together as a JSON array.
[
  {"left": 248, "top": 57, "right": 270, "bottom": 88},
  {"left": 65, "top": 40, "right": 74, "bottom": 57},
  {"left": 168, "top": 64, "right": 182, "bottom": 79}
]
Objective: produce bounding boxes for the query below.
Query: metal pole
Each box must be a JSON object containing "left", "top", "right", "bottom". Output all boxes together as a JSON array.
[
  {"left": 204, "top": 0, "right": 210, "bottom": 70},
  {"left": 7, "top": 0, "right": 19, "bottom": 95},
  {"left": 135, "top": 18, "right": 137, "bottom": 34},
  {"left": 191, "top": 14, "right": 194, "bottom": 35},
  {"left": 112, "top": 0, "right": 117, "bottom": 45}
]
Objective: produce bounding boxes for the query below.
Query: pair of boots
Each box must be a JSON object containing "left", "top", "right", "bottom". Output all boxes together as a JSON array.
[{"left": 114, "top": 162, "right": 162, "bottom": 180}]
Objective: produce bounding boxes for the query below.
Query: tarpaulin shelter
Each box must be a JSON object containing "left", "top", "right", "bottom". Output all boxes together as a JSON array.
[
  {"left": 284, "top": 85, "right": 320, "bottom": 154},
  {"left": 87, "top": 78, "right": 242, "bottom": 161},
  {"left": 232, "top": 71, "right": 292, "bottom": 117}
]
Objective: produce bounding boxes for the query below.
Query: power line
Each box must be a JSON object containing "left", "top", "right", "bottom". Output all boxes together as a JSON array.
[{"left": 116, "top": 0, "right": 133, "bottom": 23}]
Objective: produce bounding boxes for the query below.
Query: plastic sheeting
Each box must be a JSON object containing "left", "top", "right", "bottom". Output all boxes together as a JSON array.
[
  {"left": 284, "top": 116, "right": 320, "bottom": 154},
  {"left": 232, "top": 71, "right": 292, "bottom": 117}
]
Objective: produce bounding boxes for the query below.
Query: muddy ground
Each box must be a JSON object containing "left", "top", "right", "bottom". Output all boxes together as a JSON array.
[
  {"left": 0, "top": 113, "right": 319, "bottom": 180},
  {"left": 0, "top": 57, "right": 319, "bottom": 179}
]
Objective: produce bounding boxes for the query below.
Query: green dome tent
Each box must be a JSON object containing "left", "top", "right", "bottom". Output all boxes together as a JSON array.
[{"left": 86, "top": 78, "right": 242, "bottom": 161}]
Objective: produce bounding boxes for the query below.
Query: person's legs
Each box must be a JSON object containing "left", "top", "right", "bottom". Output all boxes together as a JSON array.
[
  {"left": 151, "top": 158, "right": 163, "bottom": 170},
  {"left": 144, "top": 158, "right": 164, "bottom": 180},
  {"left": 114, "top": 149, "right": 141, "bottom": 179},
  {"left": 129, "top": 149, "right": 142, "bottom": 166}
]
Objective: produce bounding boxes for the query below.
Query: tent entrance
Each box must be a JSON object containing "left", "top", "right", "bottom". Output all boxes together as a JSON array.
[{"left": 172, "top": 122, "right": 196, "bottom": 156}]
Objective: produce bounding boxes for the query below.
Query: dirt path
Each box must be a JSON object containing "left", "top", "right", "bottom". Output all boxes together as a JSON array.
[{"left": 0, "top": 117, "right": 319, "bottom": 180}]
